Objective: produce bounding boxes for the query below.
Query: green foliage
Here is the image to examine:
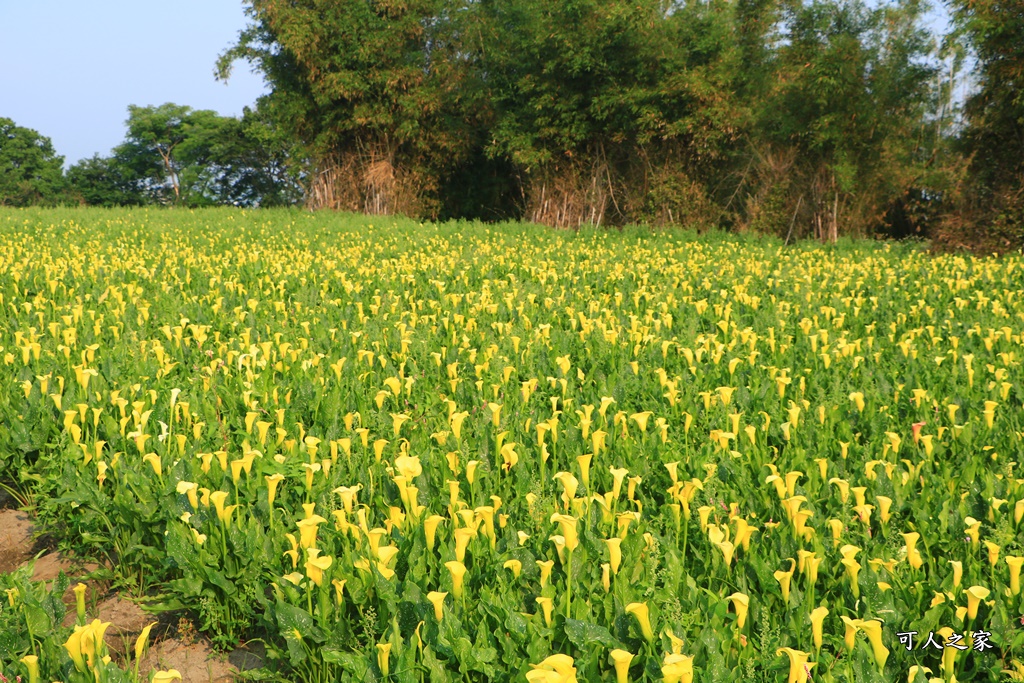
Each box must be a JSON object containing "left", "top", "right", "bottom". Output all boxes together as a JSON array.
[
  {"left": 933, "top": 0, "right": 1024, "bottom": 252},
  {"left": 65, "top": 104, "right": 302, "bottom": 208},
  {"left": 0, "top": 118, "right": 67, "bottom": 207},
  {"left": 2, "top": 208, "right": 1024, "bottom": 681}
]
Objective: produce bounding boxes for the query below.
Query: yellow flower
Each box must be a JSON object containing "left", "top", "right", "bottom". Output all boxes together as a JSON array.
[
  {"left": 776, "top": 648, "right": 814, "bottom": 683},
  {"left": 966, "top": 585, "right": 990, "bottom": 619},
  {"left": 728, "top": 592, "right": 749, "bottom": 630},
  {"left": 142, "top": 452, "right": 162, "bottom": 477},
  {"left": 528, "top": 654, "right": 578, "bottom": 683},
  {"left": 908, "top": 665, "right": 932, "bottom": 682},
  {"left": 376, "top": 643, "right": 392, "bottom": 677},
  {"left": 661, "top": 653, "right": 694, "bottom": 683},
  {"left": 842, "top": 557, "right": 861, "bottom": 598},
  {"left": 964, "top": 517, "right": 981, "bottom": 550},
  {"left": 428, "top": 591, "right": 447, "bottom": 621},
  {"left": 332, "top": 579, "right": 347, "bottom": 606},
  {"left": 876, "top": 496, "right": 893, "bottom": 523},
  {"left": 176, "top": 480, "right": 199, "bottom": 509},
  {"left": 20, "top": 655, "right": 38, "bottom": 683},
  {"left": 152, "top": 670, "right": 182, "bottom": 683},
  {"left": 854, "top": 619, "right": 889, "bottom": 671},
  {"left": 603, "top": 537, "right": 623, "bottom": 575},
  {"left": 810, "top": 606, "right": 828, "bottom": 650},
  {"left": 134, "top": 621, "right": 156, "bottom": 663},
  {"left": 984, "top": 540, "right": 1000, "bottom": 567},
  {"left": 949, "top": 560, "right": 963, "bottom": 589},
  {"left": 536, "top": 596, "right": 554, "bottom": 626},
  {"left": 423, "top": 514, "right": 444, "bottom": 551},
  {"left": 1006, "top": 556, "right": 1024, "bottom": 595},
  {"left": 537, "top": 559, "right": 555, "bottom": 589},
  {"left": 265, "top": 473, "right": 285, "bottom": 507},
  {"left": 445, "top": 560, "right": 467, "bottom": 600},
  {"left": 550, "top": 514, "right": 579, "bottom": 553},
  {"left": 938, "top": 627, "right": 958, "bottom": 678},
  {"left": 305, "top": 553, "right": 333, "bottom": 586},
  {"left": 610, "top": 649, "right": 634, "bottom": 683},
  {"left": 74, "top": 582, "right": 87, "bottom": 622},
  {"left": 902, "top": 532, "right": 923, "bottom": 570},
  {"left": 209, "top": 490, "right": 230, "bottom": 521},
  {"left": 296, "top": 514, "right": 327, "bottom": 549},
  {"left": 774, "top": 559, "right": 795, "bottom": 604},
  {"left": 625, "top": 602, "right": 654, "bottom": 641},
  {"left": 841, "top": 616, "right": 857, "bottom": 652},
  {"left": 553, "top": 471, "right": 579, "bottom": 507}
]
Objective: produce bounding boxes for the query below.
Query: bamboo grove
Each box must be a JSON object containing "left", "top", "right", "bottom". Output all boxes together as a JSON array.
[{"left": 208, "top": 0, "right": 1023, "bottom": 245}]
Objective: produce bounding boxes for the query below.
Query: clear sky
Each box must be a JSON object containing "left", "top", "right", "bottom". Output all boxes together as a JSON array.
[{"left": 0, "top": 1, "right": 268, "bottom": 166}]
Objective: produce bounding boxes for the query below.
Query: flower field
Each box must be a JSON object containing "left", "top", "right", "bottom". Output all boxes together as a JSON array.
[{"left": 1, "top": 207, "right": 1023, "bottom": 682}]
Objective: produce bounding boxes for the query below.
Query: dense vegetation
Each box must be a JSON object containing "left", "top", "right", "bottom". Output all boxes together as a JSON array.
[
  {"left": 0, "top": 0, "right": 1022, "bottom": 246},
  {"left": 2, "top": 208, "right": 1024, "bottom": 682}
]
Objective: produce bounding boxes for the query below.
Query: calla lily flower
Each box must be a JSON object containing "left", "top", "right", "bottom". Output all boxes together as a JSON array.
[
  {"left": 376, "top": 643, "right": 392, "bottom": 677},
  {"left": 966, "top": 585, "right": 990, "bottom": 619},
  {"left": 625, "top": 602, "right": 655, "bottom": 641},
  {"left": 20, "top": 655, "right": 38, "bottom": 683},
  {"left": 809, "top": 606, "right": 828, "bottom": 650},
  {"left": 728, "top": 592, "right": 749, "bottom": 630},
  {"left": 1006, "top": 556, "right": 1024, "bottom": 595},
  {"left": 610, "top": 649, "right": 634, "bottom": 683},
  {"left": 661, "top": 653, "right": 694, "bottom": 683},
  {"left": 445, "top": 560, "right": 467, "bottom": 600},
  {"left": 305, "top": 553, "right": 333, "bottom": 586},
  {"left": 854, "top": 619, "right": 889, "bottom": 671},
  {"left": 776, "top": 648, "right": 814, "bottom": 683},
  {"left": 428, "top": 591, "right": 447, "bottom": 621},
  {"left": 774, "top": 559, "right": 795, "bottom": 604}
]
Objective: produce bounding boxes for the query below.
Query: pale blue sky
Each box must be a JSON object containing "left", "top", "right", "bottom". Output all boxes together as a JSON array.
[{"left": 0, "top": 1, "right": 267, "bottom": 165}]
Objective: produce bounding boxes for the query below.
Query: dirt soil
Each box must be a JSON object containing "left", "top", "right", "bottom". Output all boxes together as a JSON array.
[
  {"left": 0, "top": 509, "right": 35, "bottom": 573},
  {"left": 2, "top": 508, "right": 244, "bottom": 682},
  {"left": 142, "top": 639, "right": 237, "bottom": 683}
]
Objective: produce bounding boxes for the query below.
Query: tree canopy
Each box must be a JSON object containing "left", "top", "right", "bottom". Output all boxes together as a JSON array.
[
  {"left": 5, "top": 0, "right": 1024, "bottom": 249},
  {"left": 0, "top": 118, "right": 66, "bottom": 207}
]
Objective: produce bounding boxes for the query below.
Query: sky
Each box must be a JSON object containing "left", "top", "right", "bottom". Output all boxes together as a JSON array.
[{"left": 0, "top": 1, "right": 268, "bottom": 166}]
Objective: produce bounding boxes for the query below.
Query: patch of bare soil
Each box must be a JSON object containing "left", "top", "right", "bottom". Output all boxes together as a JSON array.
[
  {"left": 0, "top": 509, "right": 34, "bottom": 573},
  {"left": 62, "top": 594, "right": 151, "bottom": 654},
  {"left": 141, "top": 639, "right": 237, "bottom": 683}
]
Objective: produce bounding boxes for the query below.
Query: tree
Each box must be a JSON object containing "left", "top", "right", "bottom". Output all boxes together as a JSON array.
[
  {"left": 737, "top": 0, "right": 941, "bottom": 239},
  {"left": 121, "top": 104, "right": 225, "bottom": 204},
  {"left": 0, "top": 117, "right": 66, "bottom": 206},
  {"left": 66, "top": 154, "right": 146, "bottom": 207},
  {"left": 935, "top": 0, "right": 1024, "bottom": 250},
  {"left": 73, "top": 103, "right": 302, "bottom": 208},
  {"left": 219, "top": 0, "right": 479, "bottom": 216}
]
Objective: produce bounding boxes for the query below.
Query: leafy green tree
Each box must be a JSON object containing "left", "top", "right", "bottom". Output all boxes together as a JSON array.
[
  {"left": 740, "top": 0, "right": 940, "bottom": 238},
  {"left": 473, "top": 0, "right": 744, "bottom": 227},
  {"left": 120, "top": 103, "right": 226, "bottom": 204},
  {"left": 70, "top": 104, "right": 301, "bottom": 208},
  {"left": 0, "top": 117, "right": 66, "bottom": 206},
  {"left": 936, "top": 0, "right": 1024, "bottom": 250},
  {"left": 66, "top": 154, "right": 146, "bottom": 207},
  {"left": 219, "top": 0, "right": 479, "bottom": 215}
]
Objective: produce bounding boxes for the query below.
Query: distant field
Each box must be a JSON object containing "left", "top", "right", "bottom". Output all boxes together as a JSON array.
[{"left": 1, "top": 208, "right": 1022, "bottom": 682}]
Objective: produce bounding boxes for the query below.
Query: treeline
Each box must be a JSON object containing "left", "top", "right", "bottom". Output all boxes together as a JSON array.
[
  {"left": 2, "top": 0, "right": 1022, "bottom": 249},
  {"left": 0, "top": 105, "right": 300, "bottom": 209}
]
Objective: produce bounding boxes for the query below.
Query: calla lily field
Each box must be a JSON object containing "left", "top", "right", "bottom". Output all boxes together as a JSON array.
[{"left": 1, "top": 207, "right": 1023, "bottom": 682}]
